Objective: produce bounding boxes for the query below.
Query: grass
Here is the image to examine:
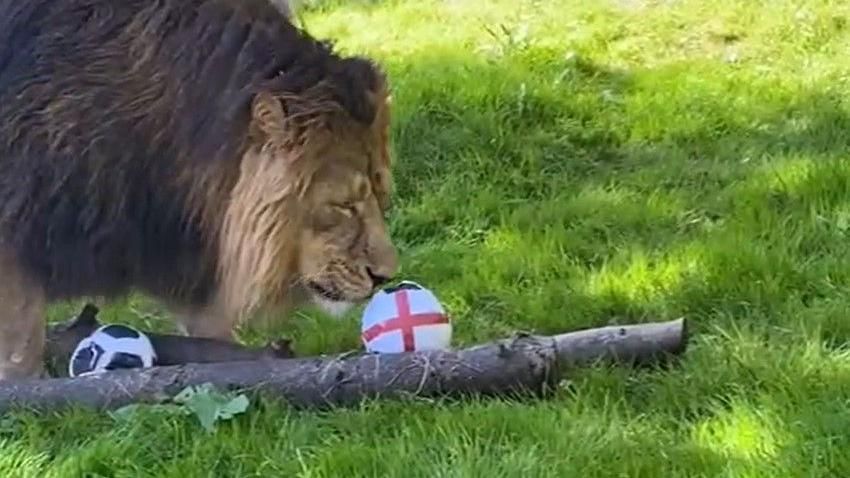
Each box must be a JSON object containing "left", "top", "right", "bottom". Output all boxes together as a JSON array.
[{"left": 6, "top": 0, "right": 850, "bottom": 475}]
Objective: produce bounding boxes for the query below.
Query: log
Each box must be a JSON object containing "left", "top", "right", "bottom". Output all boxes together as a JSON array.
[
  {"left": 2, "top": 316, "right": 688, "bottom": 414},
  {"left": 44, "top": 303, "right": 295, "bottom": 377}
]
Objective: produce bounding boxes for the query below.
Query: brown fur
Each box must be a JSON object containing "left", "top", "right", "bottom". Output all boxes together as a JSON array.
[{"left": 0, "top": 0, "right": 398, "bottom": 379}]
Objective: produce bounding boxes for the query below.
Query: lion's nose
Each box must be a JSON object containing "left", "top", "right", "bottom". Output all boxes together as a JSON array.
[{"left": 366, "top": 266, "right": 393, "bottom": 289}]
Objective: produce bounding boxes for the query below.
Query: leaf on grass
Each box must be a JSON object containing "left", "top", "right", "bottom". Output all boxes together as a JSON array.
[
  {"left": 218, "top": 394, "right": 250, "bottom": 419},
  {"left": 172, "top": 383, "right": 251, "bottom": 432}
]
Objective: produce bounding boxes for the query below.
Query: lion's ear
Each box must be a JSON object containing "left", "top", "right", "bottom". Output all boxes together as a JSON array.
[{"left": 251, "top": 91, "right": 287, "bottom": 137}]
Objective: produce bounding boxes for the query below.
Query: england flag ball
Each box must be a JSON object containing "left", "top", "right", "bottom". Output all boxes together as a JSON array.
[
  {"left": 361, "top": 281, "right": 452, "bottom": 353},
  {"left": 69, "top": 324, "right": 158, "bottom": 377}
]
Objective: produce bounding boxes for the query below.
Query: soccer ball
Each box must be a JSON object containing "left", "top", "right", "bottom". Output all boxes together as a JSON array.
[
  {"left": 68, "top": 324, "right": 158, "bottom": 377},
  {"left": 361, "top": 280, "right": 452, "bottom": 353}
]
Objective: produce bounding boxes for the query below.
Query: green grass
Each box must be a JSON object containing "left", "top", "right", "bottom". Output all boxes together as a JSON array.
[{"left": 7, "top": 0, "right": 850, "bottom": 475}]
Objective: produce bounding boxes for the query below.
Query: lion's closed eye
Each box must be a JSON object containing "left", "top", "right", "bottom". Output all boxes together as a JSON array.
[{"left": 332, "top": 202, "right": 358, "bottom": 217}]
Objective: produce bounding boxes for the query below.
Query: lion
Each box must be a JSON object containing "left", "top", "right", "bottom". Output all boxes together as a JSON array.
[{"left": 0, "top": 0, "right": 399, "bottom": 380}]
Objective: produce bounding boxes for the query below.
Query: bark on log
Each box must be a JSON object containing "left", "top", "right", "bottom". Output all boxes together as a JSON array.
[{"left": 3, "top": 316, "right": 688, "bottom": 414}]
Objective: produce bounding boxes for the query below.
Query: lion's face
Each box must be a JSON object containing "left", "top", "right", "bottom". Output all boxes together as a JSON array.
[
  {"left": 217, "top": 76, "right": 398, "bottom": 321},
  {"left": 297, "top": 159, "right": 398, "bottom": 316}
]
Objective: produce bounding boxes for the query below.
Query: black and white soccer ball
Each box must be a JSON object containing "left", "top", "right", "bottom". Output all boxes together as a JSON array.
[{"left": 68, "top": 324, "right": 158, "bottom": 377}]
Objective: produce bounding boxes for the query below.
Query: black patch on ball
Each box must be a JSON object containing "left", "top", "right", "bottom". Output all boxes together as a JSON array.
[
  {"left": 383, "top": 281, "right": 422, "bottom": 293},
  {"left": 70, "top": 342, "right": 105, "bottom": 376},
  {"left": 105, "top": 352, "right": 145, "bottom": 370},
  {"left": 100, "top": 324, "right": 140, "bottom": 339}
]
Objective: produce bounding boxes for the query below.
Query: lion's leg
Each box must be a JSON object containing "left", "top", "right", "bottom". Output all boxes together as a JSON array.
[
  {"left": 172, "top": 302, "right": 239, "bottom": 341},
  {"left": 0, "top": 250, "right": 46, "bottom": 380}
]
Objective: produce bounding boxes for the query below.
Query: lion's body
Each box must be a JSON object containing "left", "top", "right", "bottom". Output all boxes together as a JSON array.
[{"left": 0, "top": 0, "right": 399, "bottom": 379}]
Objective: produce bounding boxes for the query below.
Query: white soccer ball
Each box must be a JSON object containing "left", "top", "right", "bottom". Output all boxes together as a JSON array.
[
  {"left": 68, "top": 324, "right": 158, "bottom": 377},
  {"left": 361, "top": 280, "right": 452, "bottom": 353}
]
